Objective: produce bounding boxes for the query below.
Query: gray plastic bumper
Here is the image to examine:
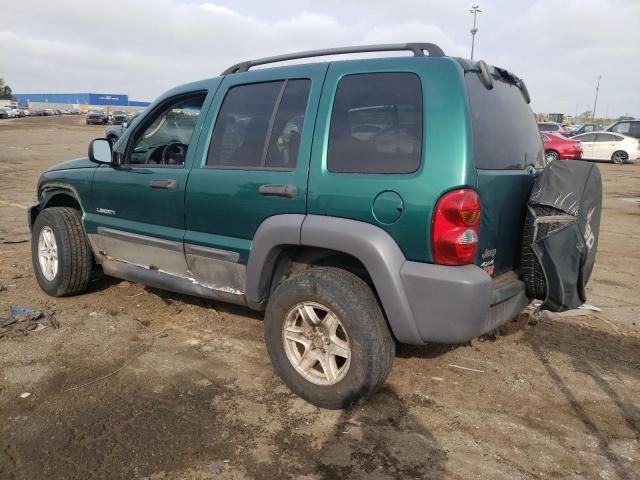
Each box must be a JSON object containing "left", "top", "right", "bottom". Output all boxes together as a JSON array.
[{"left": 400, "top": 263, "right": 527, "bottom": 344}]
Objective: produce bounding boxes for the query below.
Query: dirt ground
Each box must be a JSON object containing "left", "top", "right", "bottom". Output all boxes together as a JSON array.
[{"left": 0, "top": 115, "right": 638, "bottom": 480}]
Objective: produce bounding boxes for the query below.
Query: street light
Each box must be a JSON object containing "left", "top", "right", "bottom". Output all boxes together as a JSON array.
[
  {"left": 469, "top": 5, "right": 481, "bottom": 61},
  {"left": 592, "top": 75, "right": 602, "bottom": 121}
]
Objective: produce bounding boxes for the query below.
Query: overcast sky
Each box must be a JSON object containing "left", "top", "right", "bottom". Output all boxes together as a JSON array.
[{"left": 1, "top": 0, "right": 639, "bottom": 117}]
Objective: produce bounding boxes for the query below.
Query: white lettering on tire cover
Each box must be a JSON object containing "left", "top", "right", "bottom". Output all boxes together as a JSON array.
[{"left": 584, "top": 207, "right": 596, "bottom": 250}]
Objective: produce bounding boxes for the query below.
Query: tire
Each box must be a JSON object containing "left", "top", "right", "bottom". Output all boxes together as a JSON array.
[
  {"left": 611, "top": 150, "right": 628, "bottom": 164},
  {"left": 545, "top": 150, "right": 560, "bottom": 162},
  {"left": 521, "top": 206, "right": 566, "bottom": 300},
  {"left": 31, "top": 207, "right": 93, "bottom": 297},
  {"left": 264, "top": 267, "right": 395, "bottom": 409}
]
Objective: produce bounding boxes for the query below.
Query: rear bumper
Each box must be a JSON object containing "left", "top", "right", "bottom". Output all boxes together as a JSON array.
[{"left": 399, "top": 263, "right": 527, "bottom": 344}]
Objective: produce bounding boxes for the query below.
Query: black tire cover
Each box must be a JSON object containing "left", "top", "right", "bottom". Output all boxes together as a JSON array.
[{"left": 522, "top": 160, "right": 602, "bottom": 311}]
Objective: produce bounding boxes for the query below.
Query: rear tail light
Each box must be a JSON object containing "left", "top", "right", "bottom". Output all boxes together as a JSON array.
[{"left": 432, "top": 189, "right": 481, "bottom": 265}]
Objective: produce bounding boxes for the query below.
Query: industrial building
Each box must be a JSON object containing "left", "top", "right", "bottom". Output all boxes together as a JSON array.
[{"left": 13, "top": 93, "right": 150, "bottom": 112}]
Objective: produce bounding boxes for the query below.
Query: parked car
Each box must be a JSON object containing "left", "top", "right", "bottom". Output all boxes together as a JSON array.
[
  {"left": 605, "top": 120, "right": 640, "bottom": 139},
  {"left": 111, "top": 110, "right": 128, "bottom": 125},
  {"left": 568, "top": 123, "right": 602, "bottom": 136},
  {"left": 43, "top": 109, "right": 55, "bottom": 116},
  {"left": 538, "top": 122, "right": 567, "bottom": 136},
  {"left": 23, "top": 109, "right": 32, "bottom": 116},
  {"left": 0, "top": 108, "right": 8, "bottom": 119},
  {"left": 573, "top": 132, "right": 639, "bottom": 164},
  {"left": 86, "top": 109, "right": 108, "bottom": 125},
  {"left": 541, "top": 133, "right": 582, "bottom": 161},
  {"left": 28, "top": 43, "right": 599, "bottom": 408},
  {"left": 105, "top": 111, "right": 140, "bottom": 142}
]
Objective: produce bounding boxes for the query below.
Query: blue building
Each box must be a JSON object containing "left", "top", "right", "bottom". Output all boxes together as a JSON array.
[{"left": 13, "top": 92, "right": 150, "bottom": 109}]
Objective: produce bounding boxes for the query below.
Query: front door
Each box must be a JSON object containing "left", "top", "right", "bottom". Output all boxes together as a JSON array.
[
  {"left": 577, "top": 133, "right": 596, "bottom": 159},
  {"left": 85, "top": 90, "right": 211, "bottom": 275},
  {"left": 183, "top": 64, "right": 326, "bottom": 293}
]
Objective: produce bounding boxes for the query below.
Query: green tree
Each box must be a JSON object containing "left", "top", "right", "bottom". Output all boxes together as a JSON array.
[
  {"left": 578, "top": 110, "right": 593, "bottom": 122},
  {"left": 0, "top": 78, "right": 16, "bottom": 100}
]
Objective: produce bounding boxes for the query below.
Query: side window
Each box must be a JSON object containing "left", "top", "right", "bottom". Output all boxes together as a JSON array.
[
  {"left": 585, "top": 125, "right": 597, "bottom": 133},
  {"left": 265, "top": 79, "right": 311, "bottom": 169},
  {"left": 611, "top": 122, "right": 630, "bottom": 134},
  {"left": 328, "top": 73, "right": 423, "bottom": 174},
  {"left": 579, "top": 133, "right": 596, "bottom": 142},
  {"left": 595, "top": 133, "right": 619, "bottom": 142},
  {"left": 541, "top": 134, "right": 550, "bottom": 142},
  {"left": 630, "top": 123, "right": 640, "bottom": 137},
  {"left": 207, "top": 79, "right": 311, "bottom": 170},
  {"left": 126, "top": 93, "right": 206, "bottom": 167}
]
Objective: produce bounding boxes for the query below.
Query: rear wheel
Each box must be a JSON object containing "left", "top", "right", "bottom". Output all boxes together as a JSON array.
[
  {"left": 264, "top": 267, "right": 395, "bottom": 409},
  {"left": 31, "top": 207, "right": 93, "bottom": 297},
  {"left": 545, "top": 150, "right": 559, "bottom": 162},
  {"left": 611, "top": 150, "right": 628, "bottom": 164}
]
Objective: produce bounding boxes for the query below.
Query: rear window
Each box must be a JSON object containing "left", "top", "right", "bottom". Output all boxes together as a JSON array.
[
  {"left": 466, "top": 74, "right": 543, "bottom": 169},
  {"left": 328, "top": 72, "right": 423, "bottom": 174}
]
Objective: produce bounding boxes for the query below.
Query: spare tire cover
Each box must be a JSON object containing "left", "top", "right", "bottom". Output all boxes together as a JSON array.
[{"left": 524, "top": 160, "right": 602, "bottom": 311}]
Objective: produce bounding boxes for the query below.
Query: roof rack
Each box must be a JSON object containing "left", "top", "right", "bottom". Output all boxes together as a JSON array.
[{"left": 222, "top": 42, "right": 446, "bottom": 75}]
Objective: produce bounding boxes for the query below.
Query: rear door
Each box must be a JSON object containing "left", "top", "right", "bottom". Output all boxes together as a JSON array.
[
  {"left": 183, "top": 64, "right": 326, "bottom": 291},
  {"left": 465, "top": 72, "right": 544, "bottom": 276}
]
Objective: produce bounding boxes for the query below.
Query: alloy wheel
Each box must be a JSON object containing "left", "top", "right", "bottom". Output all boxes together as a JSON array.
[
  {"left": 38, "top": 226, "right": 59, "bottom": 281},
  {"left": 282, "top": 302, "right": 351, "bottom": 386}
]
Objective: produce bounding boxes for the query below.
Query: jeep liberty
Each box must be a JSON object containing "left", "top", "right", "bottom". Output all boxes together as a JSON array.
[{"left": 30, "top": 44, "right": 557, "bottom": 408}]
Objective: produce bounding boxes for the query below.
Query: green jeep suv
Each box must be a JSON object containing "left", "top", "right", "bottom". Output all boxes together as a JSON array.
[{"left": 29, "top": 43, "right": 543, "bottom": 408}]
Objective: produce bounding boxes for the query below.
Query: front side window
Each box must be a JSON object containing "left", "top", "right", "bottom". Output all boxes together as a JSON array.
[
  {"left": 207, "top": 79, "right": 311, "bottom": 170},
  {"left": 126, "top": 93, "right": 206, "bottom": 166},
  {"left": 328, "top": 73, "right": 423, "bottom": 174},
  {"left": 578, "top": 133, "right": 596, "bottom": 142}
]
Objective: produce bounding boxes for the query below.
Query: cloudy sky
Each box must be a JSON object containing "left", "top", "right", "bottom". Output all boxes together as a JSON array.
[{"left": 1, "top": 0, "right": 639, "bottom": 117}]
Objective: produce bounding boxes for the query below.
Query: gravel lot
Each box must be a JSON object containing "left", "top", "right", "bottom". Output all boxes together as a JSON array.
[{"left": 0, "top": 115, "right": 638, "bottom": 479}]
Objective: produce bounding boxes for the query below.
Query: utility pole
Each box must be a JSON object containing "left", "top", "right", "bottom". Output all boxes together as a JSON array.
[
  {"left": 469, "top": 5, "right": 481, "bottom": 61},
  {"left": 592, "top": 75, "right": 602, "bottom": 121}
]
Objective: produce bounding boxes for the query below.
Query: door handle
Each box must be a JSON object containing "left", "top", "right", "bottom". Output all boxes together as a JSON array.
[
  {"left": 149, "top": 179, "right": 177, "bottom": 191},
  {"left": 258, "top": 184, "right": 297, "bottom": 198}
]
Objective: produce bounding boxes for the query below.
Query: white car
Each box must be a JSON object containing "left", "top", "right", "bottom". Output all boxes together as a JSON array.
[{"left": 572, "top": 132, "right": 640, "bottom": 164}]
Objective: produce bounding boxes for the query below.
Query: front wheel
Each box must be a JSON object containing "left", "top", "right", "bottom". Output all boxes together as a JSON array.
[
  {"left": 264, "top": 267, "right": 395, "bottom": 409},
  {"left": 31, "top": 207, "right": 93, "bottom": 296},
  {"left": 611, "top": 150, "right": 628, "bottom": 164}
]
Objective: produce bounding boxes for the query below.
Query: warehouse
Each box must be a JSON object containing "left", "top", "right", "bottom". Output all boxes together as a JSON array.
[{"left": 13, "top": 92, "right": 150, "bottom": 112}]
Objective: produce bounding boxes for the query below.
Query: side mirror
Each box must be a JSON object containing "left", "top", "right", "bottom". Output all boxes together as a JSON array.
[{"left": 88, "top": 138, "right": 114, "bottom": 165}]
